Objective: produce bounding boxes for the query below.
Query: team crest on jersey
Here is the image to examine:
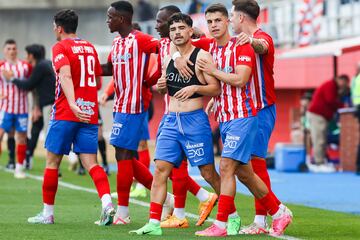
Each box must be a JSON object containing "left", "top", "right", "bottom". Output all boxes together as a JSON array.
[{"left": 238, "top": 55, "right": 251, "bottom": 62}]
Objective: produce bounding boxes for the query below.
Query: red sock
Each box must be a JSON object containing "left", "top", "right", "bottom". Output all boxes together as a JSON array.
[
  {"left": 257, "top": 192, "right": 280, "bottom": 216},
  {"left": 89, "top": 165, "right": 110, "bottom": 198},
  {"left": 188, "top": 176, "right": 201, "bottom": 196},
  {"left": 216, "top": 195, "right": 234, "bottom": 222},
  {"left": 229, "top": 199, "right": 237, "bottom": 214},
  {"left": 132, "top": 159, "right": 153, "bottom": 189},
  {"left": 117, "top": 160, "right": 133, "bottom": 206},
  {"left": 149, "top": 202, "right": 163, "bottom": 221},
  {"left": 138, "top": 149, "right": 151, "bottom": 168},
  {"left": 252, "top": 158, "right": 281, "bottom": 215},
  {"left": 42, "top": 168, "right": 58, "bottom": 205},
  {"left": 16, "top": 144, "right": 27, "bottom": 165},
  {"left": 171, "top": 160, "right": 188, "bottom": 208}
]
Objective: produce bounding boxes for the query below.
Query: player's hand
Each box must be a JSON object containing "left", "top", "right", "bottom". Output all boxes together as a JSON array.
[
  {"left": 99, "top": 92, "right": 109, "bottom": 106},
  {"left": 175, "top": 57, "right": 194, "bottom": 79},
  {"left": 156, "top": 76, "right": 167, "bottom": 94},
  {"left": 69, "top": 103, "right": 91, "bottom": 123},
  {"left": 1, "top": 69, "right": 14, "bottom": 81},
  {"left": 197, "top": 58, "right": 216, "bottom": 75},
  {"left": 31, "top": 105, "right": 42, "bottom": 122},
  {"left": 205, "top": 98, "right": 215, "bottom": 115},
  {"left": 236, "top": 32, "right": 251, "bottom": 46},
  {"left": 174, "top": 85, "right": 198, "bottom": 101}
]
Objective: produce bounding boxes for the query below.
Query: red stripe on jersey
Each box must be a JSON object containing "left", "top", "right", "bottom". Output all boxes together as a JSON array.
[
  {"left": 0, "top": 61, "right": 29, "bottom": 114},
  {"left": 111, "top": 31, "right": 157, "bottom": 114},
  {"left": 208, "top": 38, "right": 255, "bottom": 122}
]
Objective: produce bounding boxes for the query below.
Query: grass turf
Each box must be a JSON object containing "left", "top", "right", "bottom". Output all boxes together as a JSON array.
[{"left": 0, "top": 154, "right": 360, "bottom": 240}]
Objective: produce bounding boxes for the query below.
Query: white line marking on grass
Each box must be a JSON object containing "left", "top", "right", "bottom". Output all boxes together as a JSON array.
[{"left": 0, "top": 166, "right": 301, "bottom": 240}]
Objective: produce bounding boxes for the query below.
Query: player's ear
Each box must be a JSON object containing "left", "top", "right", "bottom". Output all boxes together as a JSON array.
[{"left": 189, "top": 27, "right": 194, "bottom": 38}]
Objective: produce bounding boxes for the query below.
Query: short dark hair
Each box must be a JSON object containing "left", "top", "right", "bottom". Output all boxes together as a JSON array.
[
  {"left": 132, "top": 22, "right": 142, "bottom": 31},
  {"left": 111, "top": 1, "right": 133, "bottom": 16},
  {"left": 54, "top": 9, "right": 78, "bottom": 34},
  {"left": 25, "top": 44, "right": 45, "bottom": 61},
  {"left": 232, "top": 0, "right": 260, "bottom": 21},
  {"left": 205, "top": 3, "right": 228, "bottom": 18},
  {"left": 160, "top": 5, "right": 181, "bottom": 16},
  {"left": 168, "top": 13, "right": 193, "bottom": 28},
  {"left": 4, "top": 39, "right": 16, "bottom": 46}
]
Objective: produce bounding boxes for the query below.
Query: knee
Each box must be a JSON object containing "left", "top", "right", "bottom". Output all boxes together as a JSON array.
[
  {"left": 137, "top": 140, "right": 148, "bottom": 151},
  {"left": 115, "top": 148, "right": 135, "bottom": 160},
  {"left": 219, "top": 161, "right": 235, "bottom": 179},
  {"left": 236, "top": 169, "right": 252, "bottom": 184},
  {"left": 200, "top": 166, "right": 217, "bottom": 183}
]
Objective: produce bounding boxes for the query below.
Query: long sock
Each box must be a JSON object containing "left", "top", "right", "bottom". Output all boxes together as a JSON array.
[
  {"left": 132, "top": 159, "right": 153, "bottom": 189},
  {"left": 16, "top": 144, "right": 27, "bottom": 165},
  {"left": 138, "top": 149, "right": 151, "bottom": 168},
  {"left": 228, "top": 200, "right": 238, "bottom": 218},
  {"left": 257, "top": 192, "right": 280, "bottom": 216},
  {"left": 117, "top": 160, "right": 133, "bottom": 206},
  {"left": 215, "top": 195, "right": 234, "bottom": 228},
  {"left": 98, "top": 139, "right": 108, "bottom": 166},
  {"left": 42, "top": 168, "right": 58, "bottom": 205},
  {"left": 149, "top": 202, "right": 162, "bottom": 224},
  {"left": 89, "top": 165, "right": 110, "bottom": 199},
  {"left": 171, "top": 161, "right": 188, "bottom": 209},
  {"left": 252, "top": 158, "right": 281, "bottom": 216},
  {"left": 196, "top": 188, "right": 210, "bottom": 202},
  {"left": 173, "top": 208, "right": 185, "bottom": 219},
  {"left": 116, "top": 205, "right": 129, "bottom": 218},
  {"left": 188, "top": 176, "right": 201, "bottom": 196},
  {"left": 43, "top": 203, "right": 54, "bottom": 217},
  {"left": 7, "top": 137, "right": 15, "bottom": 163}
]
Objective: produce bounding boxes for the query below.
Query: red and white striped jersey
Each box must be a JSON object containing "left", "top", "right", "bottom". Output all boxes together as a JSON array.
[
  {"left": 0, "top": 60, "right": 31, "bottom": 114},
  {"left": 108, "top": 30, "right": 158, "bottom": 114},
  {"left": 195, "top": 37, "right": 256, "bottom": 122},
  {"left": 158, "top": 38, "right": 171, "bottom": 114},
  {"left": 250, "top": 29, "right": 276, "bottom": 111}
]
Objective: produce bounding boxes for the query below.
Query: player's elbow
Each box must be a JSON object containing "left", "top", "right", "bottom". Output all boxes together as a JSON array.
[{"left": 211, "top": 87, "right": 221, "bottom": 96}]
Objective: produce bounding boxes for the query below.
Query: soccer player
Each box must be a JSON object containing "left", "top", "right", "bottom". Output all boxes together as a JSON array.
[
  {"left": 231, "top": 0, "right": 293, "bottom": 234},
  {"left": 6, "top": 44, "right": 56, "bottom": 170},
  {"left": 27, "top": 9, "right": 115, "bottom": 225},
  {"left": 0, "top": 39, "right": 31, "bottom": 179},
  {"left": 101, "top": 1, "right": 174, "bottom": 225},
  {"left": 154, "top": 6, "right": 218, "bottom": 228},
  {"left": 188, "top": 3, "right": 292, "bottom": 236},
  {"left": 130, "top": 12, "right": 221, "bottom": 236}
]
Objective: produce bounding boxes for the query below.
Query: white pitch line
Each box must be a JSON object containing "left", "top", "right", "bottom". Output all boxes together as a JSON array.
[{"left": 0, "top": 166, "right": 301, "bottom": 240}]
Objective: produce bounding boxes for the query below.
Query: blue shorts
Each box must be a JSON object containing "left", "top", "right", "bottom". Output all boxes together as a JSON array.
[
  {"left": 110, "top": 112, "right": 147, "bottom": 151},
  {"left": 155, "top": 109, "right": 214, "bottom": 167},
  {"left": 220, "top": 116, "right": 258, "bottom": 164},
  {"left": 156, "top": 115, "right": 166, "bottom": 139},
  {"left": 140, "top": 110, "right": 150, "bottom": 141},
  {"left": 251, "top": 105, "right": 276, "bottom": 158},
  {"left": 0, "top": 111, "right": 28, "bottom": 133},
  {"left": 45, "top": 120, "right": 98, "bottom": 155}
]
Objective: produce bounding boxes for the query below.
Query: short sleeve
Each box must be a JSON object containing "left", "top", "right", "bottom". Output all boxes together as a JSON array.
[
  {"left": 191, "top": 37, "right": 212, "bottom": 51},
  {"left": 254, "top": 31, "right": 274, "bottom": 55},
  {"left": 52, "top": 43, "right": 70, "bottom": 72},
  {"left": 235, "top": 43, "right": 255, "bottom": 68},
  {"left": 137, "top": 32, "right": 159, "bottom": 54}
]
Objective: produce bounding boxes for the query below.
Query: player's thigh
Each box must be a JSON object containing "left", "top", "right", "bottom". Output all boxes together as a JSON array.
[
  {"left": 221, "top": 116, "right": 258, "bottom": 164},
  {"left": 0, "top": 111, "right": 14, "bottom": 133},
  {"left": 73, "top": 123, "right": 98, "bottom": 154},
  {"left": 110, "top": 112, "right": 146, "bottom": 151},
  {"left": 251, "top": 105, "right": 276, "bottom": 159},
  {"left": 154, "top": 114, "right": 183, "bottom": 168},
  {"left": 45, "top": 120, "right": 77, "bottom": 155},
  {"left": 180, "top": 110, "right": 214, "bottom": 167},
  {"left": 14, "top": 113, "right": 28, "bottom": 133}
]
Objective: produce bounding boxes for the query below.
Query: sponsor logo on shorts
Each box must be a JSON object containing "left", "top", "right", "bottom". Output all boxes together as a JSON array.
[
  {"left": 111, "top": 123, "right": 123, "bottom": 136},
  {"left": 186, "top": 141, "right": 205, "bottom": 159},
  {"left": 223, "top": 135, "right": 240, "bottom": 149}
]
